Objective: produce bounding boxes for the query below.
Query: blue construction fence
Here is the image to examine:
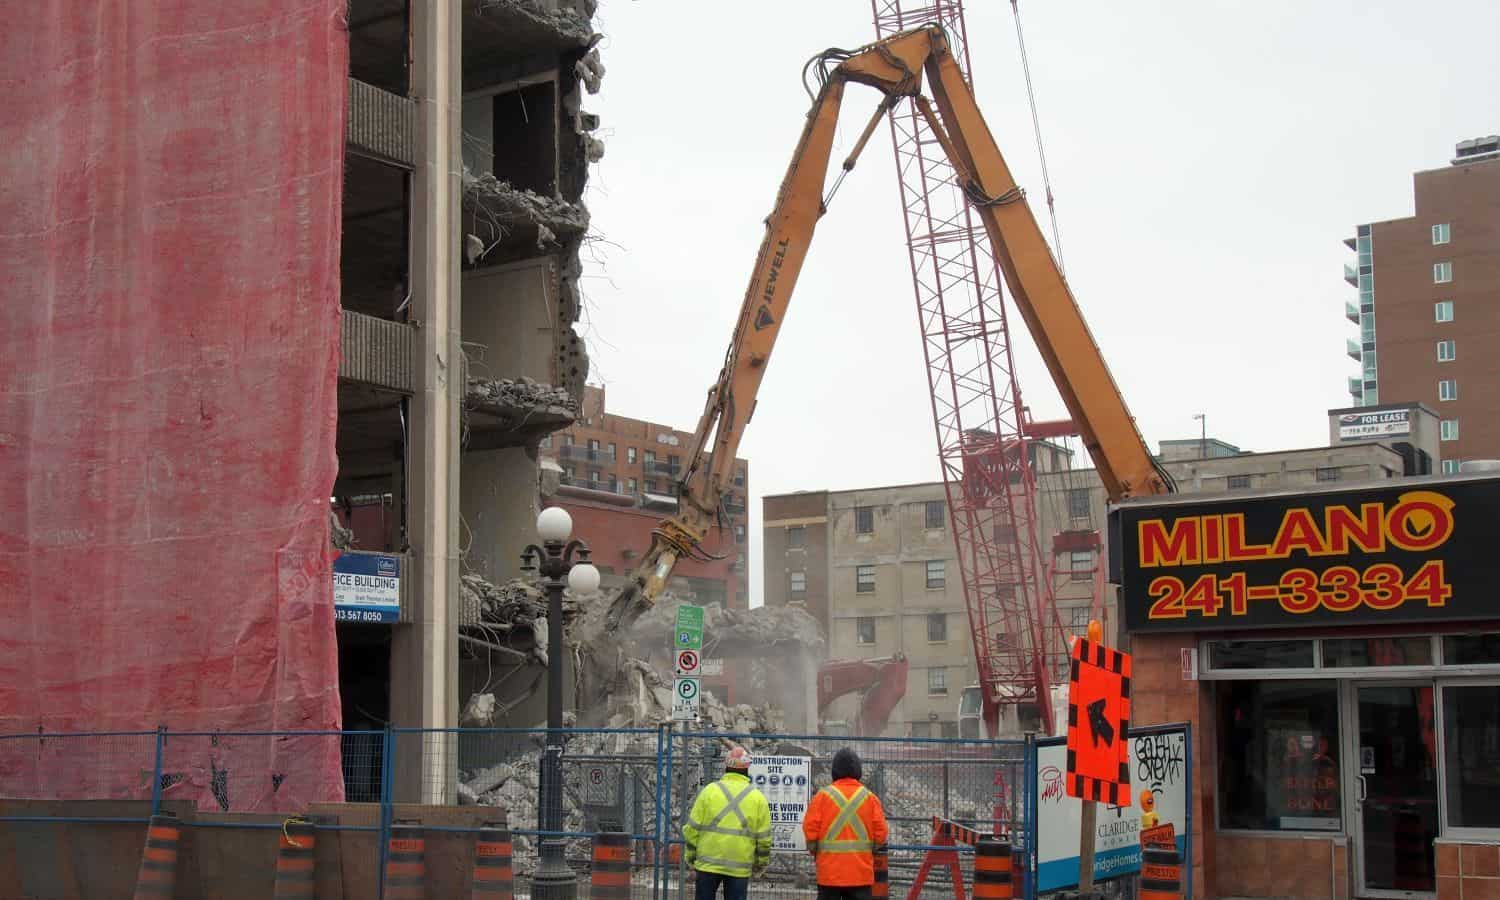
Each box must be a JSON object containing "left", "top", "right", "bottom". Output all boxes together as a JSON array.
[{"left": 0, "top": 723, "right": 1190, "bottom": 898}]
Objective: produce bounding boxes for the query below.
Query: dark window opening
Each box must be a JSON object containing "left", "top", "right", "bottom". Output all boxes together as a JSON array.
[{"left": 1217, "top": 680, "right": 1341, "bottom": 831}]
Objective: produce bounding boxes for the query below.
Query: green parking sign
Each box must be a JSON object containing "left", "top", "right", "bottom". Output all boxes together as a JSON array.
[{"left": 674, "top": 605, "right": 703, "bottom": 650}]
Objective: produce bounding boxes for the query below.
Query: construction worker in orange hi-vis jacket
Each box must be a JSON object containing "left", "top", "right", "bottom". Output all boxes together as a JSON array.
[{"left": 802, "top": 747, "right": 890, "bottom": 900}]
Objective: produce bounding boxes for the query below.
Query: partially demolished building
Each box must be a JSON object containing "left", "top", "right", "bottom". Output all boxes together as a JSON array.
[{"left": 335, "top": 0, "right": 606, "bottom": 799}]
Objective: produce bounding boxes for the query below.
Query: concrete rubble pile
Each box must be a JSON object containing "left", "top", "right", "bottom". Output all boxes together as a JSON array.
[
  {"left": 465, "top": 376, "right": 576, "bottom": 420},
  {"left": 477, "top": 0, "right": 596, "bottom": 47},
  {"left": 461, "top": 166, "right": 589, "bottom": 249}
]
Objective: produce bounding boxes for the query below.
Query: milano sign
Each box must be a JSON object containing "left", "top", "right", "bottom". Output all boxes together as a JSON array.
[{"left": 1110, "top": 476, "right": 1500, "bottom": 631}]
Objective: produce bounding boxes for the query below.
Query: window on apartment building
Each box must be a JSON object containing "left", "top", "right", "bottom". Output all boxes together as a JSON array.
[
  {"left": 1443, "top": 459, "right": 1462, "bottom": 475},
  {"left": 855, "top": 506, "right": 875, "bottom": 534},
  {"left": 857, "top": 617, "right": 876, "bottom": 644},
  {"left": 735, "top": 471, "right": 746, "bottom": 487},
  {"left": 562, "top": 433, "right": 575, "bottom": 446},
  {"left": 925, "top": 560, "right": 946, "bottom": 589},
  {"left": 627, "top": 478, "right": 638, "bottom": 493},
  {"left": 927, "top": 613, "right": 947, "bottom": 642},
  {"left": 925, "top": 500, "right": 945, "bottom": 530},
  {"left": 608, "top": 474, "right": 618, "bottom": 492},
  {"left": 1069, "top": 606, "right": 1092, "bottom": 630},
  {"left": 627, "top": 447, "right": 637, "bottom": 464},
  {"left": 645, "top": 479, "right": 659, "bottom": 493},
  {"left": 587, "top": 438, "right": 600, "bottom": 452},
  {"left": 1438, "top": 339, "right": 1456, "bottom": 362},
  {"left": 1434, "top": 261, "right": 1453, "bottom": 283},
  {"left": 927, "top": 667, "right": 948, "bottom": 695},
  {"left": 1069, "top": 550, "right": 1094, "bottom": 581},
  {"left": 564, "top": 465, "right": 576, "bottom": 479},
  {"left": 1435, "top": 300, "right": 1454, "bottom": 322},
  {"left": 856, "top": 565, "right": 876, "bottom": 593},
  {"left": 940, "top": 721, "right": 959, "bottom": 739},
  {"left": 1227, "top": 474, "right": 1252, "bottom": 490},
  {"left": 1316, "top": 467, "right": 1340, "bottom": 483},
  {"left": 910, "top": 721, "right": 933, "bottom": 739},
  {"left": 607, "top": 442, "right": 617, "bottom": 457},
  {"left": 734, "top": 524, "right": 746, "bottom": 544},
  {"left": 790, "top": 571, "right": 806, "bottom": 595},
  {"left": 1442, "top": 420, "right": 1459, "bottom": 442},
  {"left": 1433, "top": 223, "right": 1451, "bottom": 245},
  {"left": 1067, "top": 488, "right": 1091, "bottom": 520},
  {"left": 787, "top": 525, "right": 805, "bottom": 548},
  {"left": 1217, "top": 680, "right": 1342, "bottom": 831},
  {"left": 1440, "top": 379, "right": 1458, "bottom": 401},
  {"left": 589, "top": 469, "right": 600, "bottom": 483},
  {"left": 644, "top": 449, "right": 656, "bottom": 465}
]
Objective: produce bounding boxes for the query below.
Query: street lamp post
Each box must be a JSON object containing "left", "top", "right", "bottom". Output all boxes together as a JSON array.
[{"left": 521, "top": 507, "right": 601, "bottom": 900}]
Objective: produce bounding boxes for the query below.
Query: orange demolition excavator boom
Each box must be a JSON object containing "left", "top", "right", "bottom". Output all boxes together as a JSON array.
[{"left": 606, "top": 27, "right": 1171, "bottom": 712}]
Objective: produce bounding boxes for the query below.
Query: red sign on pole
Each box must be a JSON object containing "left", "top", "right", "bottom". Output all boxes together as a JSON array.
[{"left": 1065, "top": 637, "right": 1132, "bottom": 806}]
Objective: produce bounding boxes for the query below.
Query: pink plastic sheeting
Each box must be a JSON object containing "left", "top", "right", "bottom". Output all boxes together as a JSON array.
[{"left": 0, "top": 2, "right": 349, "bottom": 810}]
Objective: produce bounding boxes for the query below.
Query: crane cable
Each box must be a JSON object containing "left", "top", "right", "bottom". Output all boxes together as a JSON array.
[{"left": 1009, "top": 0, "right": 1065, "bottom": 276}]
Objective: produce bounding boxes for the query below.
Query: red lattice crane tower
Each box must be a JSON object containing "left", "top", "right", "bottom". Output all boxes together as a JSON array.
[{"left": 871, "top": 0, "right": 1063, "bottom": 736}]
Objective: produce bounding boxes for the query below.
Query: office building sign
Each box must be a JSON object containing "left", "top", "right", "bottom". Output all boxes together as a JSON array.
[
  {"left": 1337, "top": 410, "right": 1410, "bottom": 440},
  {"left": 1113, "top": 478, "right": 1500, "bottom": 631}
]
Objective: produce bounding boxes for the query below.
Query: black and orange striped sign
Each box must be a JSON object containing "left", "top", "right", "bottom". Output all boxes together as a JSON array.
[{"left": 1065, "top": 637, "right": 1131, "bottom": 805}]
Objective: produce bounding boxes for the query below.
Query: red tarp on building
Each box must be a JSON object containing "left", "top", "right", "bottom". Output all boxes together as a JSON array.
[{"left": 0, "top": 2, "right": 348, "bottom": 810}]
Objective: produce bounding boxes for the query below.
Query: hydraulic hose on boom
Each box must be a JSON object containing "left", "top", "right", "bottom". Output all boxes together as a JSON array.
[{"left": 607, "top": 27, "right": 1169, "bottom": 667}]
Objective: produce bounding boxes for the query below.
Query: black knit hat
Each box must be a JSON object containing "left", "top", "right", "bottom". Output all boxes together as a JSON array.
[{"left": 831, "top": 747, "right": 863, "bottom": 781}]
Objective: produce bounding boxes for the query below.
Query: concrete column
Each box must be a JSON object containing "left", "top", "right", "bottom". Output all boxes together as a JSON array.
[{"left": 389, "top": 0, "right": 462, "bottom": 804}]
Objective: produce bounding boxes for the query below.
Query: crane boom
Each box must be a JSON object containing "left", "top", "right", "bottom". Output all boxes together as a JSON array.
[{"left": 607, "top": 26, "right": 1168, "bottom": 659}]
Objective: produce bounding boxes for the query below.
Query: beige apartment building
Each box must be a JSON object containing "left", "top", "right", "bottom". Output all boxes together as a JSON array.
[{"left": 765, "top": 406, "right": 1431, "bottom": 737}]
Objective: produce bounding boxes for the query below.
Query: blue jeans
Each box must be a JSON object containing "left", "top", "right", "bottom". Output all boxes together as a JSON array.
[{"left": 694, "top": 869, "right": 749, "bottom": 900}]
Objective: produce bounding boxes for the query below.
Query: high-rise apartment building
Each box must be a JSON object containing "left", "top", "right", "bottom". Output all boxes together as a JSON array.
[{"left": 1344, "top": 135, "right": 1500, "bottom": 470}]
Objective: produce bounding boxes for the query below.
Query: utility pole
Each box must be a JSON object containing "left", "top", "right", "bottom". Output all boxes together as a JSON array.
[{"left": 1193, "top": 413, "right": 1206, "bottom": 460}]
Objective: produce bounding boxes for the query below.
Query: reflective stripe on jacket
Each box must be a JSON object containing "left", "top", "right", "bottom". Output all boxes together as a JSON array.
[
  {"left": 801, "top": 777, "right": 890, "bottom": 887},
  {"left": 682, "top": 772, "right": 772, "bottom": 877}
]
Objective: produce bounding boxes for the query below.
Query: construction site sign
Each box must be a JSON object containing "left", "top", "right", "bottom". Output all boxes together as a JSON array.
[
  {"left": 1065, "top": 637, "right": 1132, "bottom": 805},
  {"left": 671, "top": 676, "right": 700, "bottom": 721},
  {"left": 675, "top": 605, "right": 704, "bottom": 650},
  {"left": 1036, "top": 727, "right": 1189, "bottom": 892},
  {"left": 751, "top": 755, "right": 811, "bottom": 852}
]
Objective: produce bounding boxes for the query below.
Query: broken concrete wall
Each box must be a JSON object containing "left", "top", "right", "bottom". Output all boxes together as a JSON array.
[{"left": 460, "top": 447, "right": 541, "bottom": 586}]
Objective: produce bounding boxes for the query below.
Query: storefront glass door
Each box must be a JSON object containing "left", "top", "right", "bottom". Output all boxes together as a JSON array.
[{"left": 1349, "top": 683, "right": 1439, "bottom": 898}]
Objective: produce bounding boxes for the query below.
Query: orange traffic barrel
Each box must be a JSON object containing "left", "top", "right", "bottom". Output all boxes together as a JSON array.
[
  {"left": 384, "top": 822, "right": 427, "bottom": 900},
  {"left": 471, "top": 824, "right": 514, "bottom": 900},
  {"left": 1140, "top": 844, "right": 1182, "bottom": 900},
  {"left": 590, "top": 830, "right": 631, "bottom": 900},
  {"left": 973, "top": 835, "right": 1013, "bottom": 900},
  {"left": 132, "top": 813, "right": 181, "bottom": 899},
  {"left": 872, "top": 845, "right": 890, "bottom": 900},
  {"left": 272, "top": 819, "right": 317, "bottom": 898}
]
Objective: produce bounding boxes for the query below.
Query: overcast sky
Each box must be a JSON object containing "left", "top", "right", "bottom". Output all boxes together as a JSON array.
[{"left": 578, "top": 0, "right": 1500, "bottom": 607}]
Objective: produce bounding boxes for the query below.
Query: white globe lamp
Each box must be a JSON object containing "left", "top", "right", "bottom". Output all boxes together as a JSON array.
[{"left": 537, "top": 507, "right": 573, "bottom": 543}]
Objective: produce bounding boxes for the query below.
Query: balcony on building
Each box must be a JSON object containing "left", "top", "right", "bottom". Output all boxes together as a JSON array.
[
  {"left": 1344, "top": 262, "right": 1358, "bottom": 286},
  {"left": 1345, "top": 302, "right": 1360, "bottom": 324},
  {"left": 1348, "top": 376, "right": 1363, "bottom": 399},
  {"left": 1346, "top": 339, "right": 1362, "bottom": 361},
  {"left": 641, "top": 491, "right": 679, "bottom": 512},
  {"left": 644, "top": 460, "right": 681, "bottom": 478},
  {"left": 558, "top": 475, "right": 635, "bottom": 506},
  {"left": 559, "top": 444, "right": 616, "bottom": 464}
]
